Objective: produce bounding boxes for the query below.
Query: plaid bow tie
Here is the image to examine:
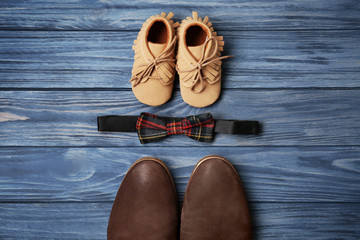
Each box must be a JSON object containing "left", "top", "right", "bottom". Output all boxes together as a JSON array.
[{"left": 136, "top": 112, "right": 215, "bottom": 144}]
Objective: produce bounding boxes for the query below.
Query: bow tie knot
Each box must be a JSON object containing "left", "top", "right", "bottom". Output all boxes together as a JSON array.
[
  {"left": 136, "top": 112, "right": 215, "bottom": 144},
  {"left": 166, "top": 118, "right": 184, "bottom": 135}
]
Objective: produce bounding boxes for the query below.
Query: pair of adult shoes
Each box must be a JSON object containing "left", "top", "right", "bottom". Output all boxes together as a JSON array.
[
  {"left": 130, "top": 12, "right": 232, "bottom": 108},
  {"left": 107, "top": 155, "right": 252, "bottom": 240}
]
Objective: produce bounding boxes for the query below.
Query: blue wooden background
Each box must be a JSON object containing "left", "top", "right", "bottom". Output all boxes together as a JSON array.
[{"left": 0, "top": 0, "right": 360, "bottom": 239}]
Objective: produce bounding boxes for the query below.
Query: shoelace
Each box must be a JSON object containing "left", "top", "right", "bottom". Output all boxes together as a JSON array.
[
  {"left": 177, "top": 36, "right": 233, "bottom": 93},
  {"left": 130, "top": 36, "right": 178, "bottom": 87}
]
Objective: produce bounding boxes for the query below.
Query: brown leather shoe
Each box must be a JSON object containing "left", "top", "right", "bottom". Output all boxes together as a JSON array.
[
  {"left": 107, "top": 157, "right": 179, "bottom": 240},
  {"left": 180, "top": 155, "right": 252, "bottom": 240}
]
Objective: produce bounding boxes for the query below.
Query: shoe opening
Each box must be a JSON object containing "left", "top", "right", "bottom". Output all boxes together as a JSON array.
[
  {"left": 186, "top": 25, "right": 208, "bottom": 47},
  {"left": 147, "top": 20, "right": 169, "bottom": 44}
]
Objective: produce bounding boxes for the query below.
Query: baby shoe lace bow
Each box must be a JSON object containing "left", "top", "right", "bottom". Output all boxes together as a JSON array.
[
  {"left": 130, "top": 36, "right": 178, "bottom": 87},
  {"left": 177, "top": 36, "right": 233, "bottom": 93}
]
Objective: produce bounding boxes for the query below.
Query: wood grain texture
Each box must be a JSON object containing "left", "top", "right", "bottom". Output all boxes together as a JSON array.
[
  {"left": 1, "top": 90, "right": 359, "bottom": 147},
  {"left": 0, "top": 202, "right": 359, "bottom": 239},
  {"left": 0, "top": 0, "right": 359, "bottom": 31},
  {"left": 1, "top": 30, "right": 359, "bottom": 88},
  {"left": 1, "top": 0, "right": 360, "bottom": 238},
  {"left": 0, "top": 147, "right": 359, "bottom": 202}
]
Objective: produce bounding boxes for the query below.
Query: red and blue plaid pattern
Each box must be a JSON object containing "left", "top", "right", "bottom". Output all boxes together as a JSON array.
[{"left": 136, "top": 112, "right": 215, "bottom": 144}]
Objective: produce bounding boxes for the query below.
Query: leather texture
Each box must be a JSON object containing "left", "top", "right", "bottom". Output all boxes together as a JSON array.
[
  {"left": 177, "top": 12, "right": 227, "bottom": 108},
  {"left": 130, "top": 12, "right": 179, "bottom": 106},
  {"left": 180, "top": 155, "right": 252, "bottom": 240},
  {"left": 107, "top": 157, "right": 178, "bottom": 240}
]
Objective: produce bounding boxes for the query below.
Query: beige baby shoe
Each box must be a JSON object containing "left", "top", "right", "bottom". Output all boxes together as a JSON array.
[
  {"left": 176, "top": 12, "right": 232, "bottom": 108},
  {"left": 130, "top": 12, "right": 179, "bottom": 106}
]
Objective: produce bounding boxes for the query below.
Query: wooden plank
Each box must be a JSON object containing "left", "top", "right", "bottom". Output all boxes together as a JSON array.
[
  {"left": 0, "top": 147, "right": 359, "bottom": 202},
  {"left": 1, "top": 30, "right": 359, "bottom": 89},
  {"left": 0, "top": 0, "right": 359, "bottom": 30},
  {"left": 0, "top": 202, "right": 359, "bottom": 239},
  {"left": 1, "top": 90, "right": 360, "bottom": 147}
]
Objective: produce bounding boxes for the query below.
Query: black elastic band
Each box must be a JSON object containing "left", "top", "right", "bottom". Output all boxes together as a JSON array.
[
  {"left": 214, "top": 119, "right": 260, "bottom": 135},
  {"left": 97, "top": 115, "right": 260, "bottom": 135},
  {"left": 98, "top": 115, "right": 138, "bottom": 132}
]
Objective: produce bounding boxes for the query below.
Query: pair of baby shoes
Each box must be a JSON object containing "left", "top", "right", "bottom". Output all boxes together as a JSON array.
[{"left": 130, "top": 11, "right": 232, "bottom": 108}]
